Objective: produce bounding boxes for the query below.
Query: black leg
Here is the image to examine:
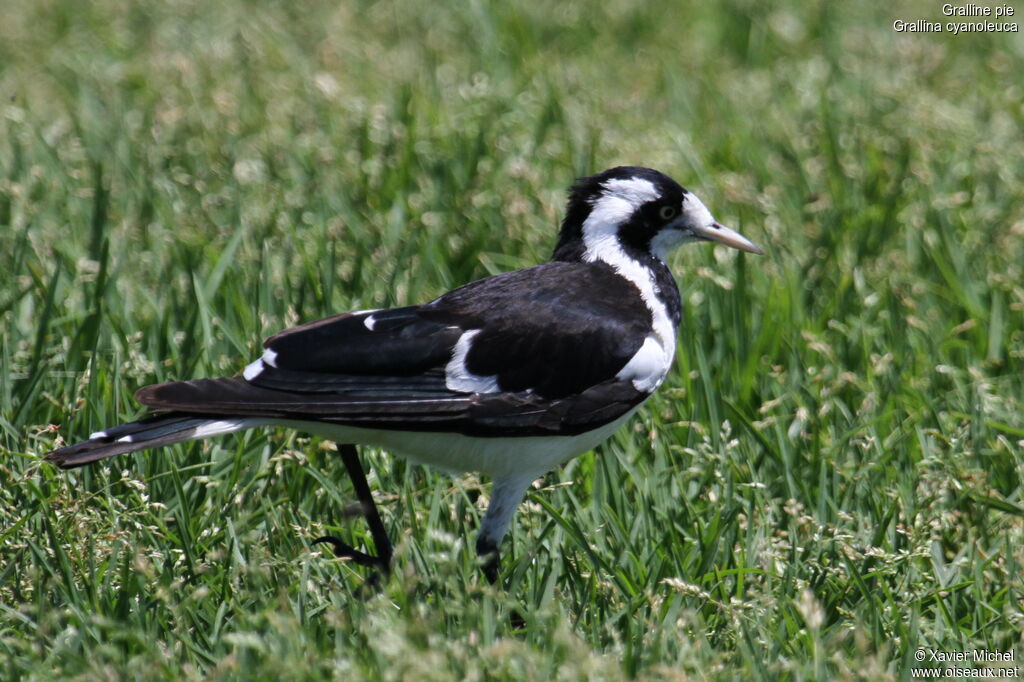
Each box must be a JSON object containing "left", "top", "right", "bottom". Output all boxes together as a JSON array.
[
  {"left": 313, "top": 444, "right": 393, "bottom": 576},
  {"left": 477, "top": 534, "right": 526, "bottom": 629},
  {"left": 476, "top": 535, "right": 501, "bottom": 585}
]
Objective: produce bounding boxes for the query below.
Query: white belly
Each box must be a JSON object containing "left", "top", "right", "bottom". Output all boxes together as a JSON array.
[{"left": 277, "top": 408, "right": 639, "bottom": 479}]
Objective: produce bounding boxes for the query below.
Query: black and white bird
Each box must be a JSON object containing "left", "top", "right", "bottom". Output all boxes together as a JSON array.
[{"left": 45, "top": 166, "right": 763, "bottom": 582}]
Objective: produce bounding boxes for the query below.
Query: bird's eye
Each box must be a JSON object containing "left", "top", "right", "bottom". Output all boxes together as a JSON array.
[{"left": 658, "top": 205, "right": 677, "bottom": 220}]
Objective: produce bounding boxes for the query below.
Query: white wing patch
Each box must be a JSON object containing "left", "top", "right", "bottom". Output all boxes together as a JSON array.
[
  {"left": 445, "top": 330, "right": 500, "bottom": 393},
  {"left": 192, "top": 418, "right": 261, "bottom": 439},
  {"left": 242, "top": 359, "right": 264, "bottom": 381},
  {"left": 616, "top": 335, "right": 672, "bottom": 392},
  {"left": 242, "top": 348, "right": 278, "bottom": 381}
]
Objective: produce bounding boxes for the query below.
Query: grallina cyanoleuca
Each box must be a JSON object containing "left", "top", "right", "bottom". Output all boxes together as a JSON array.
[{"left": 45, "top": 166, "right": 763, "bottom": 583}]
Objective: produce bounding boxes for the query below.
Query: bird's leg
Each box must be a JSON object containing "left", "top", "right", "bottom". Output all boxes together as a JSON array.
[
  {"left": 477, "top": 475, "right": 535, "bottom": 630},
  {"left": 475, "top": 474, "right": 535, "bottom": 585},
  {"left": 476, "top": 535, "right": 502, "bottom": 585},
  {"left": 313, "top": 444, "right": 393, "bottom": 576}
]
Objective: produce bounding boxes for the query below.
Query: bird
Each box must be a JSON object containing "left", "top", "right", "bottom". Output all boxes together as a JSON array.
[{"left": 44, "top": 166, "right": 763, "bottom": 584}]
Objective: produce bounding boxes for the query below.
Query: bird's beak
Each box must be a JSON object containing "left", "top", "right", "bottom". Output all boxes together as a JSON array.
[{"left": 691, "top": 222, "right": 765, "bottom": 255}]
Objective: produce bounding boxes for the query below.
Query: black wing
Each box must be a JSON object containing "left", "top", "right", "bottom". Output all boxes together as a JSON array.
[
  {"left": 425, "top": 261, "right": 653, "bottom": 397},
  {"left": 259, "top": 305, "right": 462, "bottom": 378},
  {"left": 136, "top": 261, "right": 656, "bottom": 436}
]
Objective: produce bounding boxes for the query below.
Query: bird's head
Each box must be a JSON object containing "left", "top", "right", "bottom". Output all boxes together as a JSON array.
[{"left": 552, "top": 166, "right": 763, "bottom": 264}]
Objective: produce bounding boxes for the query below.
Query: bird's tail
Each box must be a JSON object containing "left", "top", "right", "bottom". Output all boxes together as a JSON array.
[{"left": 44, "top": 414, "right": 269, "bottom": 469}]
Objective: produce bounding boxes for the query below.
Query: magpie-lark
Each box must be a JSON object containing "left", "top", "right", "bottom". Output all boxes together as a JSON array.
[{"left": 45, "top": 166, "right": 763, "bottom": 583}]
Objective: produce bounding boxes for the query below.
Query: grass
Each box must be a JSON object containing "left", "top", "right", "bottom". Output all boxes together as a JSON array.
[{"left": 1, "top": 0, "right": 1022, "bottom": 679}]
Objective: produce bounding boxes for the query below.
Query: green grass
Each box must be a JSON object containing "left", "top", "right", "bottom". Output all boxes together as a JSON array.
[{"left": 2, "top": 0, "right": 1023, "bottom": 679}]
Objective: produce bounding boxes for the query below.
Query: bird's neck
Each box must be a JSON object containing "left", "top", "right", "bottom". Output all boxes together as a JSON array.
[{"left": 552, "top": 219, "right": 682, "bottom": 332}]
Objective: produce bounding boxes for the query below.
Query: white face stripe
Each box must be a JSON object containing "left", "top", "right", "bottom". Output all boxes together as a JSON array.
[
  {"left": 649, "top": 191, "right": 726, "bottom": 259},
  {"left": 445, "top": 330, "right": 500, "bottom": 393},
  {"left": 579, "top": 224, "right": 676, "bottom": 391},
  {"left": 682, "top": 192, "right": 714, "bottom": 229},
  {"left": 599, "top": 177, "right": 660, "bottom": 206},
  {"left": 580, "top": 176, "right": 678, "bottom": 392},
  {"left": 579, "top": 178, "right": 660, "bottom": 273}
]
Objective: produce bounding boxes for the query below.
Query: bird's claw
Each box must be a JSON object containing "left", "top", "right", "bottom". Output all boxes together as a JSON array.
[{"left": 312, "top": 534, "right": 390, "bottom": 572}]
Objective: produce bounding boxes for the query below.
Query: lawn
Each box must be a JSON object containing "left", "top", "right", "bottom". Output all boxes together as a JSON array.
[{"left": 1, "top": 0, "right": 1022, "bottom": 679}]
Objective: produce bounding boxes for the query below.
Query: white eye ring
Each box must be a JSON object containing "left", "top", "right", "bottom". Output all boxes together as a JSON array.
[{"left": 659, "top": 205, "right": 677, "bottom": 220}]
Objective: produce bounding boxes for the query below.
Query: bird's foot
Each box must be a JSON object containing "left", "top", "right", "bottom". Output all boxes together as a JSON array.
[
  {"left": 312, "top": 444, "right": 394, "bottom": 585},
  {"left": 312, "top": 534, "right": 392, "bottom": 573},
  {"left": 479, "top": 550, "right": 503, "bottom": 586},
  {"left": 476, "top": 536, "right": 501, "bottom": 585},
  {"left": 476, "top": 536, "right": 525, "bottom": 628}
]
